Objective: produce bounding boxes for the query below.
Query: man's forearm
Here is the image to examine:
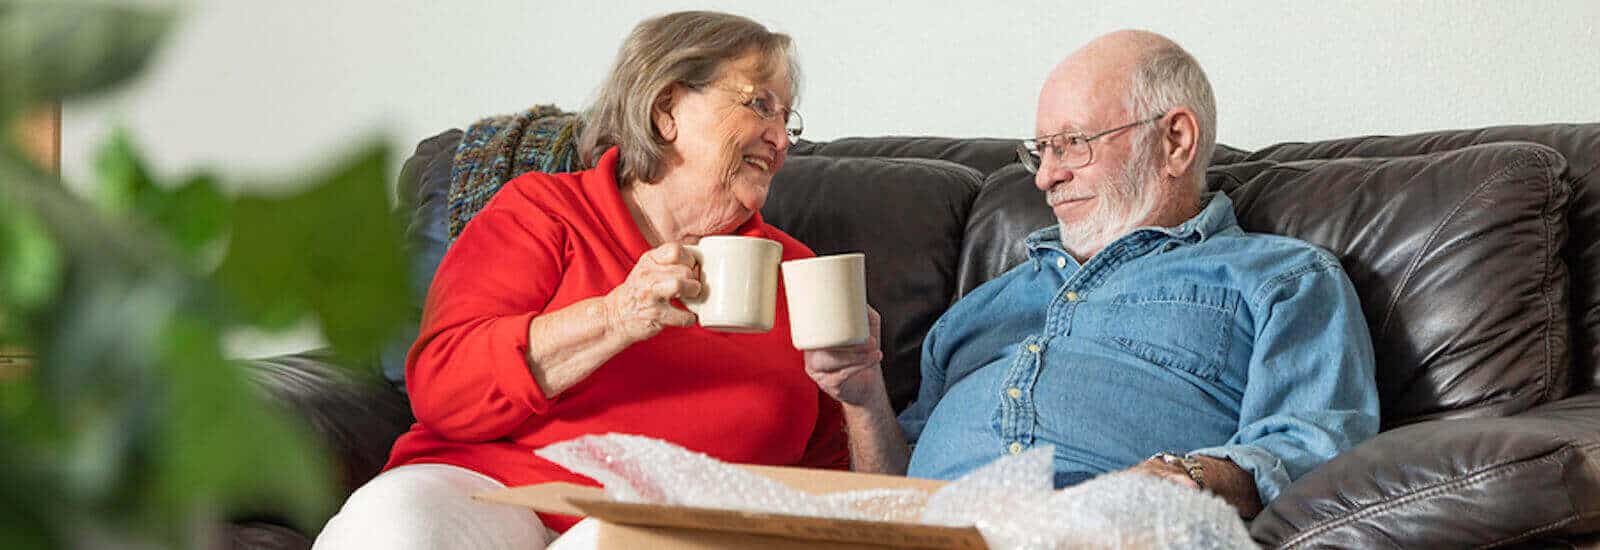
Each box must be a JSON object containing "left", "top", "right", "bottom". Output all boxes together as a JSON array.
[
  {"left": 1192, "top": 455, "right": 1262, "bottom": 518},
  {"left": 840, "top": 388, "right": 911, "bottom": 475}
]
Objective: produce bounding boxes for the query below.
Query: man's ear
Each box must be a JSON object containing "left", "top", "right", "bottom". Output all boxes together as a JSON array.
[
  {"left": 653, "top": 86, "right": 679, "bottom": 142},
  {"left": 1161, "top": 107, "right": 1199, "bottom": 181}
]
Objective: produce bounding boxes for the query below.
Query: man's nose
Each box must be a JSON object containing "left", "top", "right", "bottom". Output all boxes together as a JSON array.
[{"left": 1035, "top": 160, "right": 1071, "bottom": 191}]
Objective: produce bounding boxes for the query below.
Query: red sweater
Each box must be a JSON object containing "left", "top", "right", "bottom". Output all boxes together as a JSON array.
[{"left": 385, "top": 148, "right": 850, "bottom": 531}]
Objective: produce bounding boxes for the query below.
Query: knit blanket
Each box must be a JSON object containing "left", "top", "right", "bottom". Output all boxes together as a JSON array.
[{"left": 447, "top": 104, "right": 585, "bottom": 240}]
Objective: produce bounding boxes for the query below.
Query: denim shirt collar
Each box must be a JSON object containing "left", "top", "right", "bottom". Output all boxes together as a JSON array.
[{"left": 1023, "top": 192, "right": 1236, "bottom": 258}]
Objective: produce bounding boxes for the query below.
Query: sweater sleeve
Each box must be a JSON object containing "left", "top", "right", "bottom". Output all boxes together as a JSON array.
[{"left": 405, "top": 205, "right": 568, "bottom": 442}]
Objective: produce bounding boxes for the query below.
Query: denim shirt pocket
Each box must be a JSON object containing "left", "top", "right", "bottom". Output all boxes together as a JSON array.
[{"left": 1081, "top": 285, "right": 1242, "bottom": 381}]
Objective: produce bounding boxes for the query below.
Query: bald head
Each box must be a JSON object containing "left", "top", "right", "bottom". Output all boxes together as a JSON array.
[
  {"left": 1040, "top": 30, "right": 1193, "bottom": 133},
  {"left": 1031, "top": 30, "right": 1217, "bottom": 261},
  {"left": 1048, "top": 30, "right": 1179, "bottom": 94}
]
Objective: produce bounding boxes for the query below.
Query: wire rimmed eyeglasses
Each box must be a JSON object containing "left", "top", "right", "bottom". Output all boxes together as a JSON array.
[
  {"left": 1017, "top": 114, "right": 1163, "bottom": 173},
  {"left": 693, "top": 83, "right": 804, "bottom": 140}
]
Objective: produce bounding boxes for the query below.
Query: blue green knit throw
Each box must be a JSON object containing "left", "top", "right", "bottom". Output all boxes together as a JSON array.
[{"left": 447, "top": 104, "right": 585, "bottom": 240}]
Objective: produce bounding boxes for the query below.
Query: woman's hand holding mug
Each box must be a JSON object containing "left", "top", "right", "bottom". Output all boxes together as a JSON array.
[{"left": 603, "top": 243, "right": 703, "bottom": 344}]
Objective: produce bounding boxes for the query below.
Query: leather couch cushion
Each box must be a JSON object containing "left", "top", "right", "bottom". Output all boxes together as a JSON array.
[
  {"left": 763, "top": 157, "right": 982, "bottom": 411},
  {"left": 1251, "top": 391, "right": 1600, "bottom": 549},
  {"left": 957, "top": 164, "right": 1056, "bottom": 298},
  {"left": 1213, "top": 143, "right": 1571, "bottom": 428},
  {"left": 1211, "top": 143, "right": 1253, "bottom": 166},
  {"left": 385, "top": 129, "right": 463, "bottom": 383},
  {"left": 792, "top": 136, "right": 1020, "bottom": 176},
  {"left": 246, "top": 350, "right": 412, "bottom": 497},
  {"left": 218, "top": 521, "right": 313, "bottom": 550},
  {"left": 1240, "top": 125, "right": 1600, "bottom": 393}
]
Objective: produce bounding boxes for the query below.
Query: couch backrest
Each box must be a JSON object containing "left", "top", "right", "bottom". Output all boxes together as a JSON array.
[
  {"left": 791, "top": 136, "right": 1019, "bottom": 176},
  {"left": 388, "top": 129, "right": 463, "bottom": 383},
  {"left": 1236, "top": 125, "right": 1600, "bottom": 395},
  {"left": 1212, "top": 143, "right": 1571, "bottom": 427},
  {"left": 398, "top": 124, "right": 1598, "bottom": 426}
]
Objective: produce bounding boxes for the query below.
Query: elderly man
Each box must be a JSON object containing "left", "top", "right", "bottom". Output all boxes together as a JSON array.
[{"left": 809, "top": 30, "right": 1380, "bottom": 517}]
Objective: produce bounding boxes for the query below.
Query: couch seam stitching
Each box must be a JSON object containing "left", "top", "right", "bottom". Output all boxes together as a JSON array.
[
  {"left": 1476, "top": 476, "right": 1600, "bottom": 550},
  {"left": 1375, "top": 151, "right": 1539, "bottom": 338},
  {"left": 1536, "top": 151, "right": 1563, "bottom": 404},
  {"left": 1474, "top": 516, "right": 1580, "bottom": 550},
  {"left": 1475, "top": 440, "right": 1600, "bottom": 549},
  {"left": 1274, "top": 444, "right": 1569, "bottom": 549}
]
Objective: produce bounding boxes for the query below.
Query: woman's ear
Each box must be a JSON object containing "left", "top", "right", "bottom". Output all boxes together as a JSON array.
[{"left": 653, "top": 86, "right": 678, "bottom": 142}]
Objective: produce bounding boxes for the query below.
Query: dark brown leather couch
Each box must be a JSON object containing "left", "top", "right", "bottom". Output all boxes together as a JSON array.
[{"left": 234, "top": 123, "right": 1600, "bottom": 549}]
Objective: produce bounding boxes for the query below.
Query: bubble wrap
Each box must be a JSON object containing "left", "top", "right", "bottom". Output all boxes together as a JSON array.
[
  {"left": 537, "top": 434, "right": 1256, "bottom": 549},
  {"left": 535, "top": 433, "right": 928, "bottom": 520}
]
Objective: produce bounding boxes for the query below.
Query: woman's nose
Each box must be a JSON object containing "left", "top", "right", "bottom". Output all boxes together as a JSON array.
[{"left": 763, "top": 119, "right": 792, "bottom": 150}]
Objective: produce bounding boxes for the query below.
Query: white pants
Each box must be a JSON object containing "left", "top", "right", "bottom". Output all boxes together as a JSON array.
[{"left": 313, "top": 463, "right": 601, "bottom": 550}]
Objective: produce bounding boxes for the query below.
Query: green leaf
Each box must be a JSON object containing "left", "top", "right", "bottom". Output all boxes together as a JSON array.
[
  {"left": 0, "top": 205, "right": 59, "bottom": 309},
  {"left": 93, "top": 129, "right": 231, "bottom": 264},
  {"left": 0, "top": 186, "right": 62, "bottom": 332},
  {"left": 0, "top": 369, "right": 66, "bottom": 550},
  {"left": 214, "top": 141, "right": 410, "bottom": 361},
  {"left": 156, "top": 172, "right": 231, "bottom": 265},
  {"left": 0, "top": 3, "right": 175, "bottom": 123},
  {"left": 0, "top": 443, "right": 63, "bottom": 550},
  {"left": 152, "top": 316, "right": 336, "bottom": 541},
  {"left": 90, "top": 128, "right": 153, "bottom": 215}
]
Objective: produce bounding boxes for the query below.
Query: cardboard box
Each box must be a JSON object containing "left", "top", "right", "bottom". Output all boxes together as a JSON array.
[{"left": 477, "top": 464, "right": 988, "bottom": 549}]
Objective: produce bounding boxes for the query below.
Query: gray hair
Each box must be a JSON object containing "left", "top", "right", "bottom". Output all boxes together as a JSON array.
[
  {"left": 579, "top": 11, "right": 799, "bottom": 184},
  {"left": 1124, "top": 44, "right": 1217, "bottom": 193}
]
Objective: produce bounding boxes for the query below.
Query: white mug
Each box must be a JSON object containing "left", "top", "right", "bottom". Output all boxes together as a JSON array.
[
  {"left": 781, "top": 253, "right": 869, "bottom": 350},
  {"left": 681, "top": 236, "right": 781, "bottom": 333}
]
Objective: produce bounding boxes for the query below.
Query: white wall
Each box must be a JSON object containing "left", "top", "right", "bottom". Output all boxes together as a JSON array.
[
  {"left": 65, "top": 0, "right": 1600, "bottom": 188},
  {"left": 61, "top": 0, "right": 1600, "bottom": 355}
]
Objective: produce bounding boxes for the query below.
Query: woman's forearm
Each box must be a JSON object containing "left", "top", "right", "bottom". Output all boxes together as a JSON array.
[{"left": 524, "top": 296, "right": 632, "bottom": 397}]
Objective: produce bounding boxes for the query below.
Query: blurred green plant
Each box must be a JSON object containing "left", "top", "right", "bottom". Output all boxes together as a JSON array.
[{"left": 1, "top": 3, "right": 411, "bottom": 548}]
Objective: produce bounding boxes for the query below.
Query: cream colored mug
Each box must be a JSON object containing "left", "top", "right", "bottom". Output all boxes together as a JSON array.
[
  {"left": 680, "top": 236, "right": 782, "bottom": 333},
  {"left": 781, "top": 253, "right": 869, "bottom": 350}
]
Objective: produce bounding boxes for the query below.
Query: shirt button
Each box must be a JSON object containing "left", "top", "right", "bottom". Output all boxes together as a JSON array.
[
  {"left": 1055, "top": 256, "right": 1067, "bottom": 268},
  {"left": 1066, "top": 291, "right": 1080, "bottom": 302},
  {"left": 1009, "top": 442, "right": 1024, "bottom": 455},
  {"left": 1026, "top": 344, "right": 1041, "bottom": 354},
  {"left": 1006, "top": 387, "right": 1023, "bottom": 399}
]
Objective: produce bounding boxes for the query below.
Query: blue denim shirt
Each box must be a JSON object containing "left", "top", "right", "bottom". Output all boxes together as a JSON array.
[{"left": 899, "top": 193, "right": 1379, "bottom": 505}]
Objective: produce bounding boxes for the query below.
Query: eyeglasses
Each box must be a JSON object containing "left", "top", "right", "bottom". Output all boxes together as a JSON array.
[
  {"left": 695, "top": 83, "right": 804, "bottom": 139},
  {"left": 1017, "top": 114, "right": 1163, "bottom": 173}
]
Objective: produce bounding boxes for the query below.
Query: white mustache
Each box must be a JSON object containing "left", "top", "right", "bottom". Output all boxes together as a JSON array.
[{"left": 1046, "top": 185, "right": 1086, "bottom": 205}]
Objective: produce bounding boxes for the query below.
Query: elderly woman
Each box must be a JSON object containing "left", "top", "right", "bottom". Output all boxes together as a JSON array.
[{"left": 312, "top": 11, "right": 884, "bottom": 550}]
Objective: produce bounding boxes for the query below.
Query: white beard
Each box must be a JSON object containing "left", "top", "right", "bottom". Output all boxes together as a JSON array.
[{"left": 1057, "top": 155, "right": 1163, "bottom": 259}]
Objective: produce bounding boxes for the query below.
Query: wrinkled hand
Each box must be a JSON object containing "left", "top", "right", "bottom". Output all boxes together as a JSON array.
[
  {"left": 803, "top": 307, "right": 886, "bottom": 406},
  {"left": 1127, "top": 457, "right": 1201, "bottom": 490},
  {"left": 603, "top": 243, "right": 702, "bottom": 345}
]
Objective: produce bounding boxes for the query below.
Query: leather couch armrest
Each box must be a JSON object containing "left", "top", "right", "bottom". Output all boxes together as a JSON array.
[
  {"left": 244, "top": 350, "right": 413, "bottom": 497},
  {"left": 1251, "top": 392, "right": 1600, "bottom": 549}
]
